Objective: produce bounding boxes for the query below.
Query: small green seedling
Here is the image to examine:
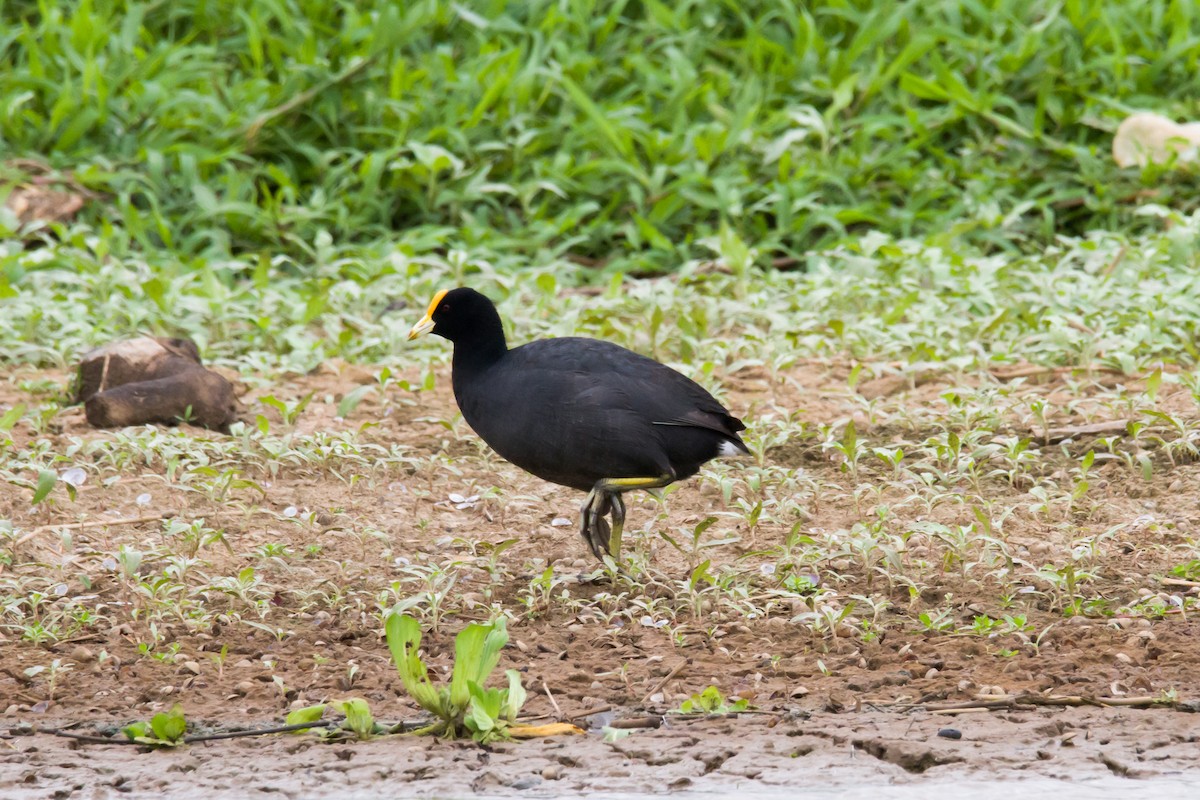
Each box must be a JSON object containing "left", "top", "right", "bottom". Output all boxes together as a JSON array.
[
  {"left": 31, "top": 469, "right": 56, "bottom": 505},
  {"left": 1170, "top": 560, "right": 1200, "bottom": 581},
  {"left": 335, "top": 698, "right": 385, "bottom": 740},
  {"left": 285, "top": 703, "right": 328, "bottom": 732},
  {"left": 283, "top": 700, "right": 388, "bottom": 741},
  {"left": 122, "top": 704, "right": 188, "bottom": 747},
  {"left": 260, "top": 392, "right": 314, "bottom": 425},
  {"left": 602, "top": 726, "right": 635, "bottom": 743},
  {"left": 337, "top": 385, "right": 375, "bottom": 418},
  {"left": 675, "top": 685, "right": 751, "bottom": 714},
  {"left": 0, "top": 404, "right": 25, "bottom": 433}
]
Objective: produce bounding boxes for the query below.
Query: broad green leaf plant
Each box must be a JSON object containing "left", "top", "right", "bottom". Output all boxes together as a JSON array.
[
  {"left": 122, "top": 704, "right": 189, "bottom": 747},
  {"left": 386, "top": 612, "right": 576, "bottom": 743}
]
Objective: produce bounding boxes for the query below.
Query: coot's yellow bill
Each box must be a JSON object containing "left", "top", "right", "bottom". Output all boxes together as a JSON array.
[{"left": 407, "top": 289, "right": 448, "bottom": 340}]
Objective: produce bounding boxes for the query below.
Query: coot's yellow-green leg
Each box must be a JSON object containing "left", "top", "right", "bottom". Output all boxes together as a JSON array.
[
  {"left": 584, "top": 474, "right": 674, "bottom": 563},
  {"left": 608, "top": 493, "right": 625, "bottom": 559},
  {"left": 578, "top": 491, "right": 610, "bottom": 562}
]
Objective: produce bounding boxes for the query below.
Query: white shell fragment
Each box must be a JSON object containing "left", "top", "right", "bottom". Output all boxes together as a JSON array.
[
  {"left": 440, "top": 493, "right": 480, "bottom": 510},
  {"left": 60, "top": 468, "right": 87, "bottom": 487}
]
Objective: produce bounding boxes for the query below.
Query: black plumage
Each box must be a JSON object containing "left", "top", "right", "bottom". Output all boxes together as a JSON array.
[{"left": 408, "top": 287, "right": 747, "bottom": 562}]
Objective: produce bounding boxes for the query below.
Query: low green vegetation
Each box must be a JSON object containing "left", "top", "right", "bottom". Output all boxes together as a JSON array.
[
  {"left": 122, "top": 704, "right": 188, "bottom": 747},
  {"left": 1, "top": 222, "right": 1197, "bottom": 713},
  {"left": 677, "top": 685, "right": 752, "bottom": 714},
  {"left": 1, "top": 220, "right": 1199, "bottom": 661},
  {"left": 386, "top": 613, "right": 528, "bottom": 743},
  {"left": 1, "top": 0, "right": 1198, "bottom": 724}
]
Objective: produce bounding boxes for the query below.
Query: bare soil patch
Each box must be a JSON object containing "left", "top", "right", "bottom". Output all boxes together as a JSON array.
[{"left": 2, "top": 362, "right": 1200, "bottom": 795}]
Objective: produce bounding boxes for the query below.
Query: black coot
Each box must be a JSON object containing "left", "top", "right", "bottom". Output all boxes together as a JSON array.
[{"left": 408, "top": 287, "right": 747, "bottom": 562}]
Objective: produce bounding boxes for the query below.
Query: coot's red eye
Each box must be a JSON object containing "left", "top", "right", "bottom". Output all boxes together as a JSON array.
[{"left": 440, "top": 305, "right": 450, "bottom": 313}]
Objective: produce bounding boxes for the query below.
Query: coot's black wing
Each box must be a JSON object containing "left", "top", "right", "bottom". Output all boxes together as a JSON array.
[{"left": 454, "top": 337, "right": 747, "bottom": 491}]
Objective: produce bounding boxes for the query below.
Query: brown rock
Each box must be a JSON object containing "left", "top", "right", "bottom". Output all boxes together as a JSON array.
[{"left": 76, "top": 337, "right": 240, "bottom": 431}]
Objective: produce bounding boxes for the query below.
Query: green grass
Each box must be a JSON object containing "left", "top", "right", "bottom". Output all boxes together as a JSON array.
[{"left": 3, "top": 0, "right": 1200, "bottom": 273}]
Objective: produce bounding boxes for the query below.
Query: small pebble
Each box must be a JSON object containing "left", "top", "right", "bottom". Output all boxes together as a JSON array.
[
  {"left": 509, "top": 776, "right": 542, "bottom": 790},
  {"left": 541, "top": 765, "right": 561, "bottom": 781},
  {"left": 937, "top": 728, "right": 962, "bottom": 740},
  {"left": 234, "top": 681, "right": 256, "bottom": 696}
]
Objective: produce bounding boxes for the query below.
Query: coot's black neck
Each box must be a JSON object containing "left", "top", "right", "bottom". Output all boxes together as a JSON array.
[{"left": 449, "top": 310, "right": 508, "bottom": 374}]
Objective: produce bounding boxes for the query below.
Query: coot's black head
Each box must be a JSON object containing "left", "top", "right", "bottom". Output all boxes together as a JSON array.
[{"left": 407, "top": 287, "right": 506, "bottom": 350}]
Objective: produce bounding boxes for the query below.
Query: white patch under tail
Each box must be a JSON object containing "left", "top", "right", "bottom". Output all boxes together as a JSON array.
[{"left": 718, "top": 440, "right": 744, "bottom": 457}]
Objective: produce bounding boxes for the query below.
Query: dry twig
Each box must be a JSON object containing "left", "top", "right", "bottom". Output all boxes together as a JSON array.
[
  {"left": 641, "top": 658, "right": 689, "bottom": 705},
  {"left": 11, "top": 512, "right": 176, "bottom": 549}
]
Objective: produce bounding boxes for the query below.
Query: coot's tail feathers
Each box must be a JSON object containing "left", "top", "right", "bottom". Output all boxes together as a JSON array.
[
  {"left": 653, "top": 411, "right": 750, "bottom": 455},
  {"left": 726, "top": 433, "right": 751, "bottom": 455}
]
